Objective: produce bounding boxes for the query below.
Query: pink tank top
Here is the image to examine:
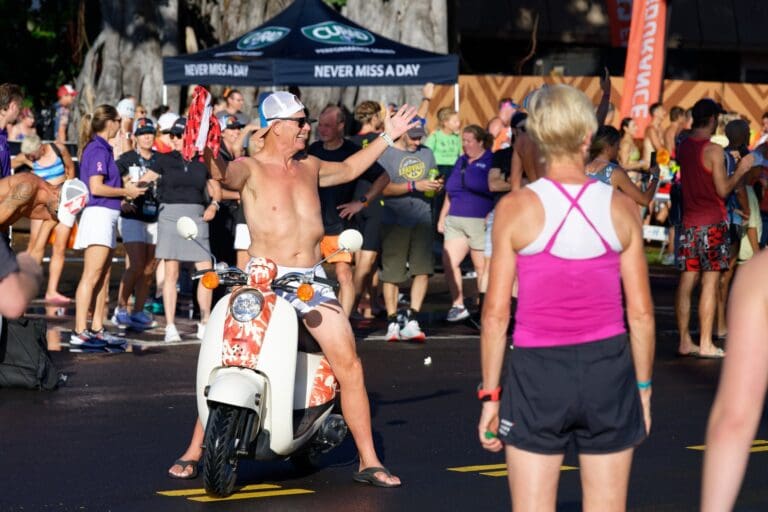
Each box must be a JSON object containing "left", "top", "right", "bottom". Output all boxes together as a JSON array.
[{"left": 514, "top": 179, "right": 626, "bottom": 348}]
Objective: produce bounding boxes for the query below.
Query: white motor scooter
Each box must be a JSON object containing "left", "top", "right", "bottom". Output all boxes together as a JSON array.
[{"left": 176, "top": 217, "right": 362, "bottom": 497}]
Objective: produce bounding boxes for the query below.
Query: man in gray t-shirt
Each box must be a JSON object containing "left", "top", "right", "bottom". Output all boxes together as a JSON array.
[{"left": 378, "top": 125, "right": 442, "bottom": 342}]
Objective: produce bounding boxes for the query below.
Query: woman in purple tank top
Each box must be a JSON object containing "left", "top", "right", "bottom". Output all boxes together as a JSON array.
[{"left": 478, "top": 85, "right": 655, "bottom": 511}]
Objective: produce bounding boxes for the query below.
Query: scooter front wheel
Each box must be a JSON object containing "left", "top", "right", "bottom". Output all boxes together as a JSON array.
[{"left": 203, "top": 405, "right": 242, "bottom": 497}]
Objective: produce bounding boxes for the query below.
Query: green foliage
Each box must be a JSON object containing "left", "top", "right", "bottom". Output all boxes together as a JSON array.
[
  {"left": 324, "top": 0, "right": 347, "bottom": 9},
  {"left": 0, "top": 0, "right": 83, "bottom": 109}
]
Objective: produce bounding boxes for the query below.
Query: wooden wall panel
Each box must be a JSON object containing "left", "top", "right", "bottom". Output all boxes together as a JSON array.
[{"left": 426, "top": 76, "right": 768, "bottom": 134}]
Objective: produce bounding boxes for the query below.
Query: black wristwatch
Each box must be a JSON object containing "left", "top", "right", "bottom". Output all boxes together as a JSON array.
[{"left": 359, "top": 195, "right": 368, "bottom": 206}]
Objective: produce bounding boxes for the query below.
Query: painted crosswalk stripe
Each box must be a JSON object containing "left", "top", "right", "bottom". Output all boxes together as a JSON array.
[
  {"left": 687, "top": 439, "right": 768, "bottom": 452},
  {"left": 448, "top": 463, "right": 577, "bottom": 477}
]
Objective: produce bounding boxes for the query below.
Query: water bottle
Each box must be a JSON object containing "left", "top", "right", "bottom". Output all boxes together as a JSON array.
[{"left": 424, "top": 168, "right": 440, "bottom": 198}]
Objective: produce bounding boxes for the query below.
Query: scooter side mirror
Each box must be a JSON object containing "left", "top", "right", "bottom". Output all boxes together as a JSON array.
[
  {"left": 177, "top": 216, "right": 199, "bottom": 240},
  {"left": 338, "top": 229, "right": 363, "bottom": 253}
]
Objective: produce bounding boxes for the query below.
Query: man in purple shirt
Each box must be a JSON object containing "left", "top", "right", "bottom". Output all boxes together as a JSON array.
[{"left": 0, "top": 84, "right": 23, "bottom": 178}]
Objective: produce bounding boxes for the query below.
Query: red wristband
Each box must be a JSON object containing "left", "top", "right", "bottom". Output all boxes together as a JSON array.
[{"left": 477, "top": 385, "right": 502, "bottom": 402}]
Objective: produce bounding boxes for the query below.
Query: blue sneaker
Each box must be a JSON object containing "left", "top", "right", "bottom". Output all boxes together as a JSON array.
[
  {"left": 129, "top": 311, "right": 158, "bottom": 330},
  {"left": 111, "top": 307, "right": 131, "bottom": 329},
  {"left": 91, "top": 329, "right": 127, "bottom": 348},
  {"left": 69, "top": 330, "right": 107, "bottom": 349}
]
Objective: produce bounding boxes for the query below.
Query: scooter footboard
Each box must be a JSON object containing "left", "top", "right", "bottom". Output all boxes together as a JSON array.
[{"left": 205, "top": 367, "right": 266, "bottom": 414}]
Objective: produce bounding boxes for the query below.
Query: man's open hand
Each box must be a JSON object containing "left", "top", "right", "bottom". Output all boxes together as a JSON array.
[{"left": 384, "top": 104, "right": 419, "bottom": 141}]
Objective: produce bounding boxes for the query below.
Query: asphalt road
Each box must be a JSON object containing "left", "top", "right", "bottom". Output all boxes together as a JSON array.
[{"left": 1, "top": 270, "right": 767, "bottom": 511}]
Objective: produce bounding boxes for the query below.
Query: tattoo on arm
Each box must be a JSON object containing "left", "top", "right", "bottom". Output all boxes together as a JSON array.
[{"left": 9, "top": 182, "right": 34, "bottom": 204}]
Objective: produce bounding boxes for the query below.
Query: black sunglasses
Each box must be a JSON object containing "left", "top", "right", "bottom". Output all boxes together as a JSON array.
[
  {"left": 267, "top": 117, "right": 315, "bottom": 129},
  {"left": 169, "top": 133, "right": 182, "bottom": 139}
]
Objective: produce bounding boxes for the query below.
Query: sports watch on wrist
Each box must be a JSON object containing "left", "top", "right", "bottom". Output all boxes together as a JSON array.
[
  {"left": 477, "top": 384, "right": 502, "bottom": 402},
  {"left": 358, "top": 196, "right": 368, "bottom": 206}
]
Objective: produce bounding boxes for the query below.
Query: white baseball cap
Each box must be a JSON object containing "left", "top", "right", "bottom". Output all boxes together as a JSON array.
[
  {"left": 57, "top": 179, "right": 89, "bottom": 228},
  {"left": 260, "top": 91, "right": 306, "bottom": 126},
  {"left": 157, "top": 112, "right": 180, "bottom": 133},
  {"left": 116, "top": 98, "right": 135, "bottom": 119}
]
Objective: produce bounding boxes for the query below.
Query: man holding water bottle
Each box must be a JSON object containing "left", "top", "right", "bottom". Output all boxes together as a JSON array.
[{"left": 378, "top": 124, "right": 442, "bottom": 342}]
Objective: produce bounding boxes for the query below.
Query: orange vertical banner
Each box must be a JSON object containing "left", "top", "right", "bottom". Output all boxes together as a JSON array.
[
  {"left": 605, "top": 0, "right": 633, "bottom": 47},
  {"left": 619, "top": 0, "right": 667, "bottom": 135}
]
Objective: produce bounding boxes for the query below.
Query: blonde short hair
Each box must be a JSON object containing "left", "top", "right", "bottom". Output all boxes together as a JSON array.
[
  {"left": 20, "top": 133, "right": 42, "bottom": 154},
  {"left": 525, "top": 84, "right": 597, "bottom": 162}
]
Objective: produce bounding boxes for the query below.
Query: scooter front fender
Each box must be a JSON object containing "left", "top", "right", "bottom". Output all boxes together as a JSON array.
[{"left": 206, "top": 367, "right": 266, "bottom": 412}]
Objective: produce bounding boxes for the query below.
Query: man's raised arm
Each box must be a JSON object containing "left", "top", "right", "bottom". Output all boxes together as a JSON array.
[{"left": 318, "top": 105, "right": 418, "bottom": 188}]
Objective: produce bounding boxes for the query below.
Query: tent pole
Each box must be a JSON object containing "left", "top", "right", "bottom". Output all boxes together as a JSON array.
[
  {"left": 163, "top": 85, "right": 168, "bottom": 106},
  {"left": 454, "top": 83, "right": 459, "bottom": 112}
]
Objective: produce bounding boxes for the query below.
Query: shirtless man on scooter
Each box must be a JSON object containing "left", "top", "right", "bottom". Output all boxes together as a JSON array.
[{"left": 168, "top": 92, "right": 418, "bottom": 487}]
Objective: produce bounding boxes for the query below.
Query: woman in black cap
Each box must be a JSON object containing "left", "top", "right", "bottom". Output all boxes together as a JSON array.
[{"left": 112, "top": 117, "right": 161, "bottom": 330}]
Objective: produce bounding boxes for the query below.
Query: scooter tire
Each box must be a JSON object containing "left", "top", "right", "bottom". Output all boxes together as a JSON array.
[{"left": 203, "top": 405, "right": 241, "bottom": 497}]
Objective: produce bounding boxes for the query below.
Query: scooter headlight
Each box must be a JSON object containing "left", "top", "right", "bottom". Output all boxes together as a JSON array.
[{"left": 230, "top": 290, "right": 264, "bottom": 322}]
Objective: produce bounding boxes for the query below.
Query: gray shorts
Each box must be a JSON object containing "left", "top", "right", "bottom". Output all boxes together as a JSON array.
[{"left": 444, "top": 215, "right": 486, "bottom": 251}]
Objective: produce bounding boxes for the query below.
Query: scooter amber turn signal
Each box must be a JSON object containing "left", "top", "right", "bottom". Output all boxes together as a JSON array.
[
  {"left": 201, "top": 271, "right": 220, "bottom": 289},
  {"left": 296, "top": 283, "right": 314, "bottom": 302}
]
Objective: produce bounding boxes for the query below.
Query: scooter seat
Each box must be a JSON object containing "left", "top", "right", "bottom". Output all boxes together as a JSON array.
[{"left": 297, "top": 322, "right": 322, "bottom": 354}]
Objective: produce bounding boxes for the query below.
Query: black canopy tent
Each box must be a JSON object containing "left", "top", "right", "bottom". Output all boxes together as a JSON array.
[{"left": 162, "top": 0, "right": 458, "bottom": 87}]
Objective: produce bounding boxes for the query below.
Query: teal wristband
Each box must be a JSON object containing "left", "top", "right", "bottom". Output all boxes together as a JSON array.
[{"left": 637, "top": 380, "right": 652, "bottom": 390}]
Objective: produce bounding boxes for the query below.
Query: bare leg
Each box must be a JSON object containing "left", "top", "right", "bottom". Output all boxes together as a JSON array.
[
  {"left": 409, "top": 274, "right": 429, "bottom": 312},
  {"left": 442, "top": 237, "right": 469, "bottom": 307},
  {"left": 580, "top": 448, "right": 634, "bottom": 512},
  {"left": 470, "top": 248, "right": 486, "bottom": 307},
  {"left": 90, "top": 263, "right": 112, "bottom": 332},
  {"left": 134, "top": 245, "right": 157, "bottom": 313},
  {"left": 119, "top": 242, "right": 145, "bottom": 310},
  {"left": 334, "top": 261, "right": 355, "bottom": 316},
  {"left": 675, "top": 270, "right": 699, "bottom": 354},
  {"left": 75, "top": 245, "right": 112, "bottom": 333},
  {"left": 27, "top": 219, "right": 56, "bottom": 263},
  {"left": 506, "top": 445, "right": 564, "bottom": 512},
  {"left": 699, "top": 271, "right": 722, "bottom": 355},
  {"left": 303, "top": 301, "right": 400, "bottom": 486},
  {"left": 716, "top": 255, "right": 737, "bottom": 337},
  {"left": 382, "top": 281, "right": 399, "bottom": 317},
  {"left": 194, "top": 260, "right": 213, "bottom": 323},
  {"left": 163, "top": 259, "right": 180, "bottom": 326},
  {"left": 479, "top": 256, "right": 491, "bottom": 294},
  {"left": 168, "top": 419, "right": 204, "bottom": 478},
  {"left": 46, "top": 223, "right": 71, "bottom": 301},
  {"left": 352, "top": 250, "right": 377, "bottom": 316}
]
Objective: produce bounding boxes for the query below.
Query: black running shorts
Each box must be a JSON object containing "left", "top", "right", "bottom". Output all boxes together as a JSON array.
[{"left": 498, "top": 333, "right": 646, "bottom": 454}]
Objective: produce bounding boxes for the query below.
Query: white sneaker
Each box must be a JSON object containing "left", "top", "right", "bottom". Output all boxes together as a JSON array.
[
  {"left": 164, "top": 324, "right": 182, "bottom": 343},
  {"left": 661, "top": 253, "right": 675, "bottom": 266},
  {"left": 400, "top": 319, "right": 426, "bottom": 342},
  {"left": 385, "top": 322, "right": 400, "bottom": 342},
  {"left": 196, "top": 322, "right": 206, "bottom": 340}
]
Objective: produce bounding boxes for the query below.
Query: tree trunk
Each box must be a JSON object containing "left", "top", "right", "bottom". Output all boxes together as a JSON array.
[{"left": 73, "top": 0, "right": 448, "bottom": 140}]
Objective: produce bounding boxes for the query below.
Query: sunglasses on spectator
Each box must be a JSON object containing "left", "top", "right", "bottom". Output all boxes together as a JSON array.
[
  {"left": 267, "top": 117, "right": 315, "bottom": 129},
  {"left": 169, "top": 133, "right": 182, "bottom": 139}
]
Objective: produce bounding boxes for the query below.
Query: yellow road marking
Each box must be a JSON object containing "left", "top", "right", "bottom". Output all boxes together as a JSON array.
[
  {"left": 448, "top": 463, "right": 507, "bottom": 472},
  {"left": 188, "top": 489, "right": 314, "bottom": 502},
  {"left": 449, "top": 464, "right": 578, "bottom": 477},
  {"left": 687, "top": 439, "right": 768, "bottom": 451},
  {"left": 157, "top": 484, "right": 281, "bottom": 497}
]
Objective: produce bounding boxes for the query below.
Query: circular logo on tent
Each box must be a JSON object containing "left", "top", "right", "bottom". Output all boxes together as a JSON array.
[
  {"left": 237, "top": 26, "right": 290, "bottom": 50},
  {"left": 301, "top": 21, "right": 375, "bottom": 46}
]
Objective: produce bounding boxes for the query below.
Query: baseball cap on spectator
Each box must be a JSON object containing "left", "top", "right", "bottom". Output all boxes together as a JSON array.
[
  {"left": 133, "top": 117, "right": 156, "bottom": 136},
  {"left": 157, "top": 112, "right": 180, "bottom": 133},
  {"left": 407, "top": 117, "right": 427, "bottom": 139},
  {"left": 261, "top": 91, "right": 306, "bottom": 128},
  {"left": 170, "top": 117, "right": 186, "bottom": 136},
  {"left": 220, "top": 114, "right": 244, "bottom": 131},
  {"left": 57, "top": 84, "right": 77, "bottom": 98},
  {"left": 692, "top": 98, "right": 726, "bottom": 125},
  {"left": 116, "top": 98, "right": 135, "bottom": 119}
]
